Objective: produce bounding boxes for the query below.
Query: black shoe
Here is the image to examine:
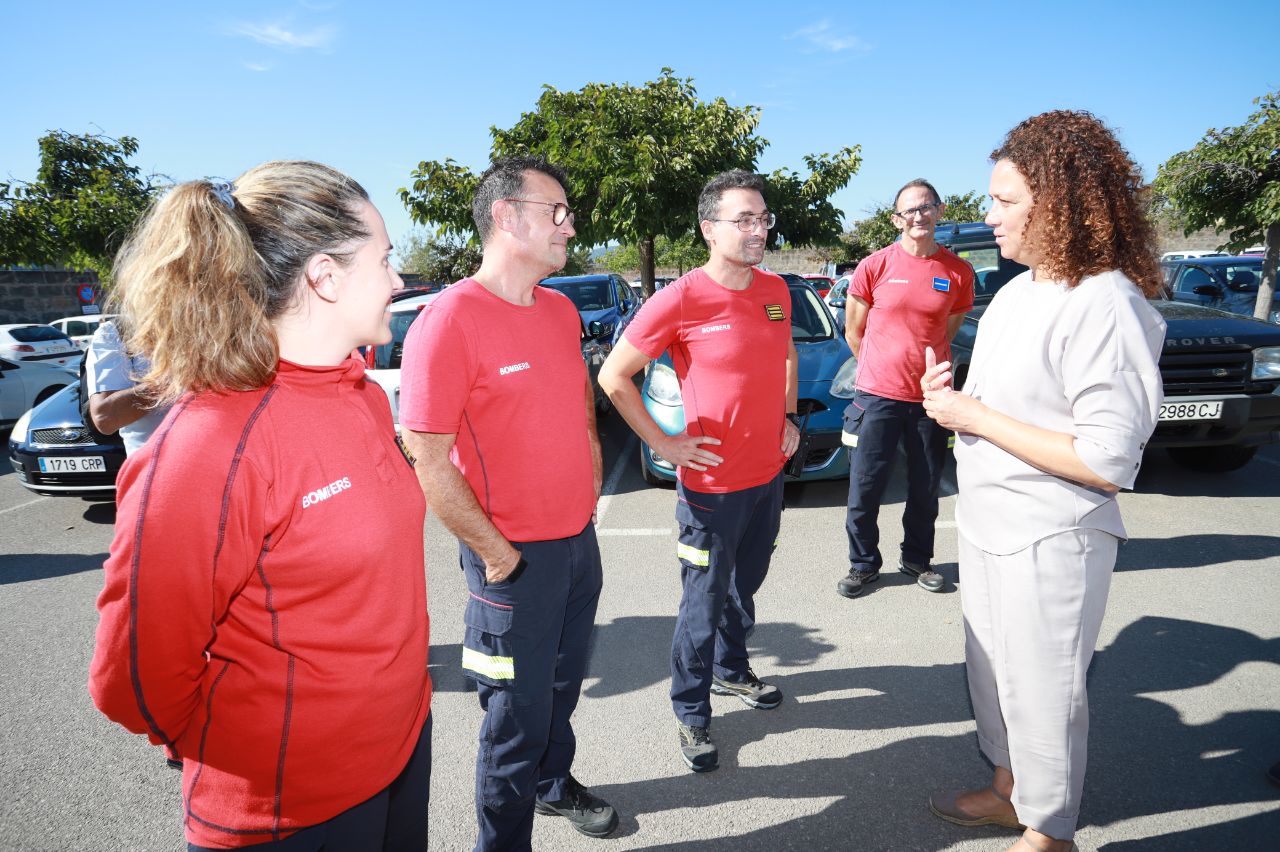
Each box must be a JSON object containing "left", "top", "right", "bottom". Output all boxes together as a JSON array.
[
  {"left": 534, "top": 775, "right": 619, "bottom": 838},
  {"left": 837, "top": 568, "right": 879, "bottom": 598},
  {"left": 899, "top": 559, "right": 944, "bottom": 592},
  {"left": 676, "top": 722, "right": 719, "bottom": 772},
  {"left": 711, "top": 668, "right": 782, "bottom": 709}
]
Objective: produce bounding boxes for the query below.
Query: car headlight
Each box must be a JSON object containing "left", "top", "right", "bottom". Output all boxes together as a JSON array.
[
  {"left": 1269, "top": 308, "right": 1280, "bottom": 325},
  {"left": 9, "top": 408, "right": 33, "bottom": 445},
  {"left": 829, "top": 356, "right": 859, "bottom": 399},
  {"left": 646, "top": 362, "right": 683, "bottom": 406},
  {"left": 1252, "top": 346, "right": 1280, "bottom": 381}
]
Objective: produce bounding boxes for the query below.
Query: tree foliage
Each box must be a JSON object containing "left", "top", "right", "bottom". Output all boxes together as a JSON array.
[
  {"left": 397, "top": 228, "right": 590, "bottom": 283},
  {"left": 828, "top": 190, "right": 990, "bottom": 268},
  {"left": 600, "top": 233, "right": 708, "bottom": 276},
  {"left": 1155, "top": 90, "right": 1279, "bottom": 319},
  {"left": 400, "top": 70, "right": 860, "bottom": 295},
  {"left": 0, "top": 131, "right": 161, "bottom": 280}
]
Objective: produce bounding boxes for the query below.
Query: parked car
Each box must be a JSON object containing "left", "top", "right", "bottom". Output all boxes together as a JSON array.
[
  {"left": 0, "top": 324, "right": 82, "bottom": 367},
  {"left": 49, "top": 313, "right": 117, "bottom": 351},
  {"left": 1161, "top": 250, "right": 1227, "bottom": 262},
  {"left": 8, "top": 381, "right": 126, "bottom": 496},
  {"left": 825, "top": 274, "right": 853, "bottom": 332},
  {"left": 638, "top": 275, "right": 855, "bottom": 484},
  {"left": 1, "top": 357, "right": 80, "bottom": 431},
  {"left": 540, "top": 273, "right": 640, "bottom": 344},
  {"left": 938, "top": 222, "right": 1280, "bottom": 472},
  {"left": 801, "top": 274, "right": 835, "bottom": 298},
  {"left": 1162, "top": 255, "right": 1279, "bottom": 324},
  {"left": 364, "top": 292, "right": 442, "bottom": 423}
]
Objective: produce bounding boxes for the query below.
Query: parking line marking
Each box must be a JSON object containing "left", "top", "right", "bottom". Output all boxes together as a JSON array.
[
  {"left": 0, "top": 496, "right": 49, "bottom": 516},
  {"left": 594, "top": 432, "right": 637, "bottom": 527},
  {"left": 597, "top": 528, "right": 675, "bottom": 536}
]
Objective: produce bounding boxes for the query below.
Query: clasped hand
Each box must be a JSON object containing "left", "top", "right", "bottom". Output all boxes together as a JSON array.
[{"left": 920, "top": 345, "right": 985, "bottom": 434}]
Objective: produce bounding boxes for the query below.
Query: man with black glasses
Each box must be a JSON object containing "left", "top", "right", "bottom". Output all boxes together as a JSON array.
[
  {"left": 837, "top": 179, "right": 974, "bottom": 599},
  {"left": 399, "top": 156, "right": 618, "bottom": 848},
  {"left": 599, "top": 170, "right": 800, "bottom": 773}
]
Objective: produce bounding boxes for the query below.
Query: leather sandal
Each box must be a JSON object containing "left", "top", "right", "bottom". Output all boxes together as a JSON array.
[{"left": 929, "top": 787, "right": 1024, "bottom": 830}]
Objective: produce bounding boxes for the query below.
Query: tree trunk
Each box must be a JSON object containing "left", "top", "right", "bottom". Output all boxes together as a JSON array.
[
  {"left": 639, "top": 236, "right": 656, "bottom": 298},
  {"left": 1258, "top": 221, "right": 1279, "bottom": 323}
]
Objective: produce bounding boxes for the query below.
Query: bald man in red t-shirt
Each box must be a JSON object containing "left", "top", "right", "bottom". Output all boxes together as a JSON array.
[{"left": 599, "top": 170, "right": 801, "bottom": 774}]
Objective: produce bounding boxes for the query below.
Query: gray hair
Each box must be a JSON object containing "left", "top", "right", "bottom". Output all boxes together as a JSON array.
[
  {"left": 472, "top": 155, "right": 570, "bottom": 243},
  {"left": 697, "top": 170, "right": 766, "bottom": 224}
]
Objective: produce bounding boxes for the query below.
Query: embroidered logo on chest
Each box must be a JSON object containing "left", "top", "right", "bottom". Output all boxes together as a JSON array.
[
  {"left": 499, "top": 361, "right": 531, "bottom": 376},
  {"left": 932, "top": 277, "right": 951, "bottom": 292},
  {"left": 700, "top": 324, "right": 731, "bottom": 334},
  {"left": 763, "top": 304, "right": 786, "bottom": 321},
  {"left": 302, "top": 476, "right": 353, "bottom": 509}
]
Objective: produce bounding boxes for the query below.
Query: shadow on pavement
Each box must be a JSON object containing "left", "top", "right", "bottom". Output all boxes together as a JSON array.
[
  {"left": 0, "top": 552, "right": 105, "bottom": 584},
  {"left": 592, "top": 615, "right": 1278, "bottom": 850},
  {"left": 1134, "top": 450, "right": 1280, "bottom": 498},
  {"left": 1115, "top": 533, "right": 1280, "bottom": 572},
  {"left": 81, "top": 501, "right": 116, "bottom": 524}
]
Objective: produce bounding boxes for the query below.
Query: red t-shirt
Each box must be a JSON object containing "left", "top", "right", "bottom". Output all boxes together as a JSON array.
[
  {"left": 850, "top": 242, "right": 974, "bottom": 402},
  {"left": 624, "top": 267, "right": 790, "bottom": 493},
  {"left": 399, "top": 278, "right": 594, "bottom": 542}
]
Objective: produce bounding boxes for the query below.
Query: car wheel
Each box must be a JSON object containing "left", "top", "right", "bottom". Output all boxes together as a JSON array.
[
  {"left": 33, "top": 384, "right": 66, "bottom": 406},
  {"left": 1166, "top": 444, "right": 1258, "bottom": 473},
  {"left": 639, "top": 442, "right": 662, "bottom": 485}
]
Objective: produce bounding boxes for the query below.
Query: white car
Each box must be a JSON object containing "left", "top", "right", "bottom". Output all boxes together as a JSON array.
[
  {"left": 1160, "top": 250, "right": 1227, "bottom": 262},
  {"left": 49, "top": 313, "right": 117, "bottom": 351},
  {"left": 364, "top": 293, "right": 441, "bottom": 424},
  {"left": 0, "top": 324, "right": 82, "bottom": 367},
  {"left": 0, "top": 356, "right": 80, "bottom": 430}
]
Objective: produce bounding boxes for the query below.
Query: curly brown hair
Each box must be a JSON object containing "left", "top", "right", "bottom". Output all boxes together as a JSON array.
[{"left": 991, "top": 110, "right": 1162, "bottom": 297}]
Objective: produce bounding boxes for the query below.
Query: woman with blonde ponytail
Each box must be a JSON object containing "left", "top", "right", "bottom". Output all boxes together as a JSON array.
[{"left": 89, "top": 161, "right": 432, "bottom": 851}]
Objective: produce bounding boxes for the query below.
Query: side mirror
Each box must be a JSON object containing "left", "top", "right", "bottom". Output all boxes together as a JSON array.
[
  {"left": 1191, "top": 285, "right": 1222, "bottom": 298},
  {"left": 587, "top": 320, "right": 605, "bottom": 339},
  {"left": 830, "top": 298, "right": 846, "bottom": 309}
]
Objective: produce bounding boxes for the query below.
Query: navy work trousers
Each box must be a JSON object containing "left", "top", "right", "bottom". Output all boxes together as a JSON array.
[
  {"left": 671, "top": 473, "right": 784, "bottom": 727},
  {"left": 844, "top": 389, "right": 949, "bottom": 572},
  {"left": 187, "top": 713, "right": 431, "bottom": 852},
  {"left": 459, "top": 524, "right": 603, "bottom": 852}
]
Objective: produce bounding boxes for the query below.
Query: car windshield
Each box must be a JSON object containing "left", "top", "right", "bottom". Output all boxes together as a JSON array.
[
  {"left": 370, "top": 309, "right": 426, "bottom": 369},
  {"left": 950, "top": 246, "right": 1027, "bottom": 302},
  {"left": 788, "top": 283, "right": 836, "bottom": 342},
  {"left": 542, "top": 280, "right": 616, "bottom": 311},
  {"left": 11, "top": 325, "right": 71, "bottom": 343}
]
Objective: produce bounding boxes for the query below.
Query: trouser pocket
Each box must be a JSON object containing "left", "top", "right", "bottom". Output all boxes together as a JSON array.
[
  {"left": 462, "top": 593, "right": 516, "bottom": 688},
  {"left": 842, "top": 402, "right": 866, "bottom": 448}
]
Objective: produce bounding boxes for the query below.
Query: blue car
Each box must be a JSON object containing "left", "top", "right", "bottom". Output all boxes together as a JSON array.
[
  {"left": 539, "top": 273, "right": 641, "bottom": 344},
  {"left": 638, "top": 275, "right": 857, "bottom": 484}
]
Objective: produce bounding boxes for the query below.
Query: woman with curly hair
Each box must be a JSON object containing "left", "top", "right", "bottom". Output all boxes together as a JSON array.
[
  {"left": 88, "top": 161, "right": 432, "bottom": 850},
  {"left": 920, "top": 111, "right": 1165, "bottom": 851}
]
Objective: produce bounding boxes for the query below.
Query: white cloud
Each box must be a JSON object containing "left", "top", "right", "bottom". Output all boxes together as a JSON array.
[
  {"left": 227, "top": 20, "right": 337, "bottom": 50},
  {"left": 786, "top": 20, "right": 870, "bottom": 54},
  {"left": 243, "top": 61, "right": 272, "bottom": 72}
]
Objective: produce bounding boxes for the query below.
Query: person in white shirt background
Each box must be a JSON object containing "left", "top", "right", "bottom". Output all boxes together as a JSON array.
[
  {"left": 919, "top": 110, "right": 1166, "bottom": 852},
  {"left": 85, "top": 319, "right": 168, "bottom": 454}
]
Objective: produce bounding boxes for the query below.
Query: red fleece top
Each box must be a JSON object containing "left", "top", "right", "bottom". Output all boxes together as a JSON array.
[
  {"left": 623, "top": 268, "right": 791, "bottom": 493},
  {"left": 89, "top": 358, "right": 431, "bottom": 849},
  {"left": 398, "top": 279, "right": 595, "bottom": 541}
]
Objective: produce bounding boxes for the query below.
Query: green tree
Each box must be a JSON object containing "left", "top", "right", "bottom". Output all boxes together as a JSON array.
[
  {"left": 395, "top": 229, "right": 483, "bottom": 283},
  {"left": 600, "top": 233, "right": 708, "bottom": 276},
  {"left": 0, "top": 131, "right": 161, "bottom": 280},
  {"left": 940, "top": 191, "right": 987, "bottom": 224},
  {"left": 1155, "top": 90, "right": 1280, "bottom": 320},
  {"left": 400, "top": 70, "right": 859, "bottom": 295}
]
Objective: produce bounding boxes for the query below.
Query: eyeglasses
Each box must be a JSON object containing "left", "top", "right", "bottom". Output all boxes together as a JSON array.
[
  {"left": 503, "top": 198, "right": 574, "bottom": 226},
  {"left": 710, "top": 212, "right": 776, "bottom": 232},
  {"left": 893, "top": 202, "right": 941, "bottom": 221}
]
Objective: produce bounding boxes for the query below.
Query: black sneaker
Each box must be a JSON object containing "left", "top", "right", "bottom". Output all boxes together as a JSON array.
[
  {"left": 676, "top": 722, "right": 719, "bottom": 772},
  {"left": 837, "top": 568, "right": 880, "bottom": 598},
  {"left": 534, "top": 775, "right": 619, "bottom": 838},
  {"left": 710, "top": 668, "right": 782, "bottom": 709},
  {"left": 899, "top": 559, "right": 944, "bottom": 592}
]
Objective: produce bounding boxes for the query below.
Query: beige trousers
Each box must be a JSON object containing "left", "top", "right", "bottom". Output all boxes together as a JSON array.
[{"left": 959, "top": 527, "right": 1117, "bottom": 839}]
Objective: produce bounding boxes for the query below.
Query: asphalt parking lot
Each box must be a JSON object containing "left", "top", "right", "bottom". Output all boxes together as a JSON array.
[{"left": 2, "top": 411, "right": 1279, "bottom": 851}]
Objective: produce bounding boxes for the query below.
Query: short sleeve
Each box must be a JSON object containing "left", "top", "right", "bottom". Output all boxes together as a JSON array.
[
  {"left": 398, "top": 305, "right": 477, "bottom": 434},
  {"left": 950, "top": 256, "right": 975, "bottom": 315},
  {"left": 1061, "top": 279, "right": 1164, "bottom": 489},
  {"left": 849, "top": 254, "right": 879, "bottom": 304},
  {"left": 622, "top": 285, "right": 682, "bottom": 360},
  {"left": 86, "top": 322, "right": 134, "bottom": 395}
]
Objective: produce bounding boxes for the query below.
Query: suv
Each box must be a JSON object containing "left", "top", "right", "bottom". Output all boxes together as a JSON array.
[{"left": 937, "top": 222, "right": 1280, "bottom": 473}]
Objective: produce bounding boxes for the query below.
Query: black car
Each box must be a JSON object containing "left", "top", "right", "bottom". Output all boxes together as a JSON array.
[
  {"left": 937, "top": 223, "right": 1280, "bottom": 473},
  {"left": 8, "top": 382, "right": 126, "bottom": 496}
]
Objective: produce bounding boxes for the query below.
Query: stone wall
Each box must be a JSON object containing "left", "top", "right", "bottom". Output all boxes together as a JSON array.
[{"left": 0, "top": 269, "right": 103, "bottom": 324}]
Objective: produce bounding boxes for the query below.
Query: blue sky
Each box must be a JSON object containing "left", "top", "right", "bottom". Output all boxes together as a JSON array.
[{"left": 4, "top": 1, "right": 1279, "bottom": 258}]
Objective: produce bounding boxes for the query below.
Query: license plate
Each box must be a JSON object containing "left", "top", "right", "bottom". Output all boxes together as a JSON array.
[
  {"left": 37, "top": 456, "right": 105, "bottom": 473},
  {"left": 1159, "top": 401, "right": 1223, "bottom": 421}
]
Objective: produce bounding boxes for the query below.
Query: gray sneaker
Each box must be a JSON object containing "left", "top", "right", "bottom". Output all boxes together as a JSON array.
[
  {"left": 837, "top": 568, "right": 880, "bottom": 598},
  {"left": 899, "top": 559, "right": 944, "bottom": 592},
  {"left": 676, "top": 722, "right": 718, "bottom": 772},
  {"left": 710, "top": 668, "right": 782, "bottom": 709},
  {"left": 533, "top": 775, "right": 619, "bottom": 838}
]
